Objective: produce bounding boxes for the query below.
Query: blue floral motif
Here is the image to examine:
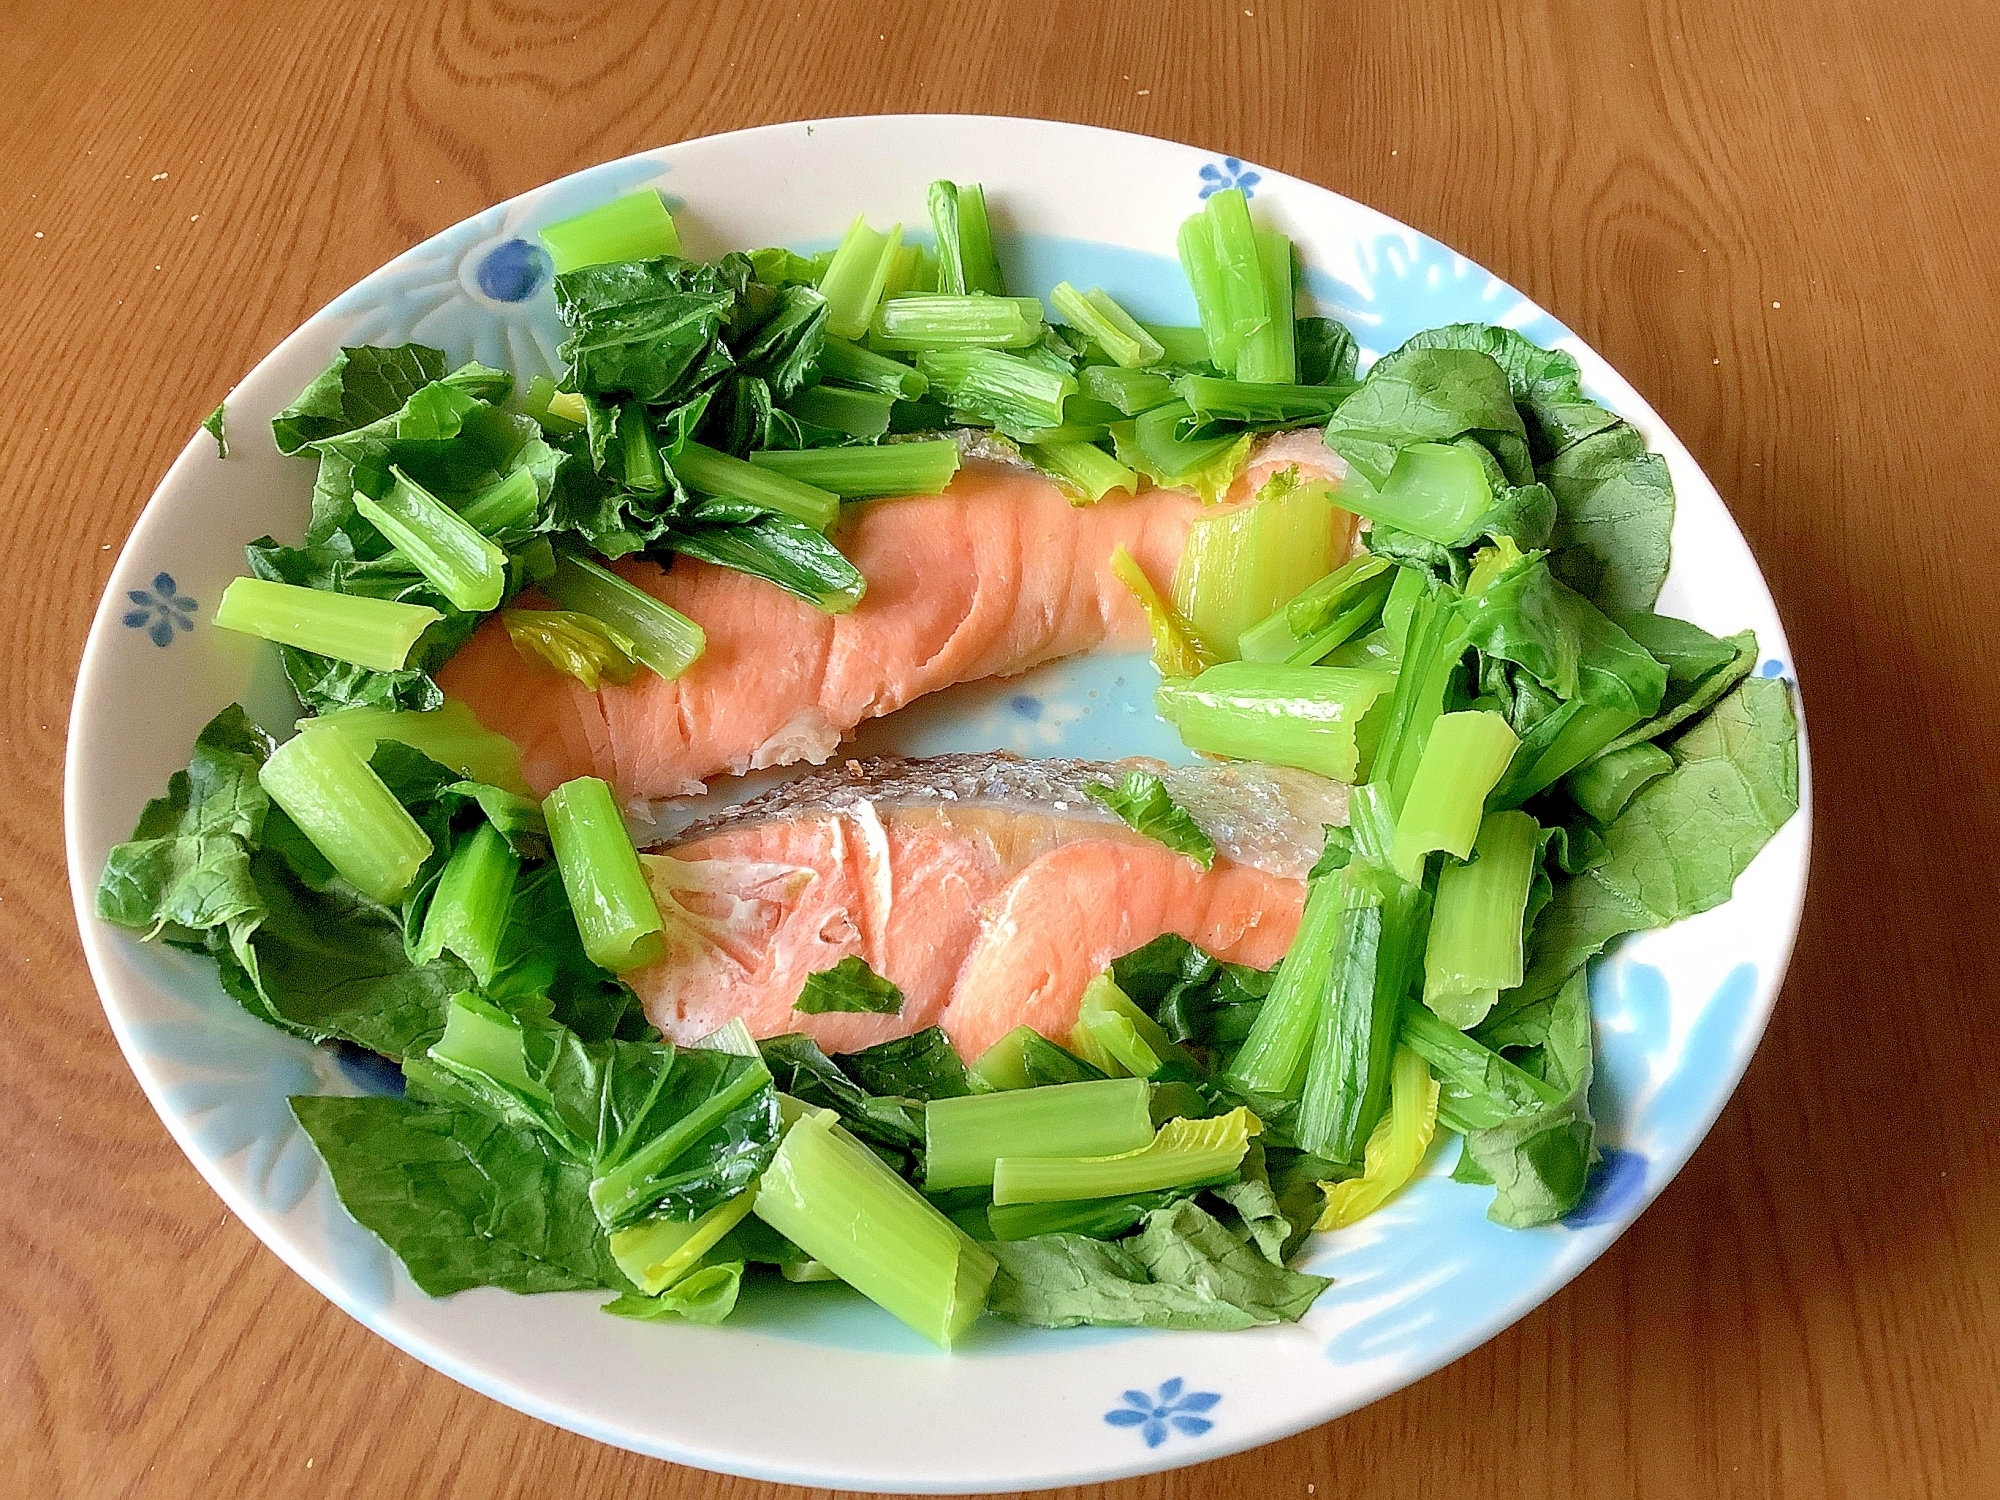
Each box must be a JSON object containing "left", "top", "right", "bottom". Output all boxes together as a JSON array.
[
  {"left": 122, "top": 571, "right": 197, "bottom": 647},
  {"left": 476, "top": 237, "right": 552, "bottom": 303},
  {"left": 1009, "top": 693, "right": 1043, "bottom": 721},
  {"left": 1759, "top": 658, "right": 1786, "bottom": 679},
  {"left": 1562, "top": 1146, "right": 1649, "bottom": 1227},
  {"left": 1198, "top": 157, "right": 1262, "bottom": 200},
  {"left": 1104, "top": 1378, "right": 1221, "bottom": 1447}
]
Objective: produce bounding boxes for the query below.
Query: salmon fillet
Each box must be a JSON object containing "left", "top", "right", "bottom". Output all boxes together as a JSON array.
[
  {"left": 438, "top": 434, "right": 1350, "bottom": 804},
  {"left": 629, "top": 753, "right": 1349, "bottom": 1059}
]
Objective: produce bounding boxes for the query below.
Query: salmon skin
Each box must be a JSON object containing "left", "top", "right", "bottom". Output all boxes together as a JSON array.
[
  {"left": 438, "top": 434, "right": 1350, "bottom": 806},
  {"left": 630, "top": 752, "right": 1349, "bottom": 1060}
]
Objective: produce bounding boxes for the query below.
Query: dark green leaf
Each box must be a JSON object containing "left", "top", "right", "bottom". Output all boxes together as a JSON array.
[
  {"left": 1084, "top": 770, "right": 1216, "bottom": 869},
  {"left": 987, "top": 1199, "right": 1330, "bottom": 1331},
  {"left": 1518, "top": 677, "right": 1800, "bottom": 1003},
  {"left": 663, "top": 516, "right": 866, "bottom": 612},
  {"left": 202, "top": 402, "right": 228, "bottom": 458},
  {"left": 840, "top": 1027, "right": 971, "bottom": 1101},
  {"left": 1542, "top": 425, "right": 1675, "bottom": 614},
  {"left": 290, "top": 1094, "right": 624, "bottom": 1295},
  {"left": 1461, "top": 554, "right": 1667, "bottom": 717},
  {"left": 793, "top": 955, "right": 906, "bottom": 1015},
  {"left": 272, "top": 345, "right": 447, "bottom": 455},
  {"left": 1295, "top": 316, "right": 1359, "bottom": 386}
]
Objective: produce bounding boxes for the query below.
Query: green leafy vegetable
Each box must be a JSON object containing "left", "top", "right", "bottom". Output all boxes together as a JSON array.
[
  {"left": 271, "top": 344, "right": 450, "bottom": 455},
  {"left": 1084, "top": 770, "right": 1216, "bottom": 869},
  {"left": 290, "top": 1095, "right": 625, "bottom": 1295},
  {"left": 794, "top": 955, "right": 906, "bottom": 1015},
  {"left": 1517, "top": 676, "right": 1800, "bottom": 1002},
  {"left": 202, "top": 402, "right": 228, "bottom": 458},
  {"left": 987, "top": 1199, "right": 1329, "bottom": 1331}
]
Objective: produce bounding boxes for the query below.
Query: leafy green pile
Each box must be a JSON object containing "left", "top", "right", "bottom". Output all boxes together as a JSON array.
[
  {"left": 96, "top": 179, "right": 1801, "bottom": 1346},
  {"left": 1128, "top": 318, "right": 1800, "bottom": 1227}
]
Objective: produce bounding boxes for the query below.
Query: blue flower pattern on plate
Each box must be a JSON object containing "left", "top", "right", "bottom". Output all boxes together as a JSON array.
[
  {"left": 475, "top": 238, "right": 553, "bottom": 303},
  {"left": 1198, "top": 157, "right": 1261, "bottom": 199},
  {"left": 1104, "top": 1378, "right": 1221, "bottom": 1447},
  {"left": 122, "top": 571, "right": 196, "bottom": 647}
]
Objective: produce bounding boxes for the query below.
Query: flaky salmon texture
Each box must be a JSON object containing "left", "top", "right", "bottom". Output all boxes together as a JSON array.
[
  {"left": 632, "top": 754, "right": 1351, "bottom": 1061},
  {"left": 438, "top": 430, "right": 1351, "bottom": 806}
]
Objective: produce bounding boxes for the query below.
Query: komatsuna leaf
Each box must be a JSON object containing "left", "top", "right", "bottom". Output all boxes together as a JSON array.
[
  {"left": 1391, "top": 324, "right": 1620, "bottom": 462},
  {"left": 663, "top": 515, "right": 866, "bottom": 613},
  {"left": 1542, "top": 424, "right": 1676, "bottom": 614},
  {"left": 272, "top": 344, "right": 448, "bottom": 455},
  {"left": 838, "top": 1027, "right": 971, "bottom": 1101},
  {"left": 1325, "top": 346, "right": 1532, "bottom": 490},
  {"left": 1109, "top": 933, "right": 1272, "bottom": 1063},
  {"left": 986, "top": 1199, "right": 1331, "bottom": 1331},
  {"left": 758, "top": 1032, "right": 927, "bottom": 1176},
  {"left": 1462, "top": 968, "right": 1596, "bottom": 1226},
  {"left": 1517, "top": 676, "right": 1799, "bottom": 1003},
  {"left": 1460, "top": 553, "right": 1667, "bottom": 717},
  {"left": 202, "top": 403, "right": 228, "bottom": 458},
  {"left": 794, "top": 955, "right": 906, "bottom": 1015},
  {"left": 1085, "top": 770, "right": 1216, "bottom": 870},
  {"left": 553, "top": 257, "right": 741, "bottom": 403},
  {"left": 290, "top": 1094, "right": 625, "bottom": 1295},
  {"left": 94, "top": 704, "right": 273, "bottom": 947}
]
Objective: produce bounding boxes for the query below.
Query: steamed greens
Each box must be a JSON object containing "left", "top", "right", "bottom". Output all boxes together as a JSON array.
[{"left": 103, "top": 178, "right": 1800, "bottom": 1348}]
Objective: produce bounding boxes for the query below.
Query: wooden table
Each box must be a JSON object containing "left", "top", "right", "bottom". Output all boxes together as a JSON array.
[{"left": 5, "top": 1, "right": 1996, "bottom": 1494}]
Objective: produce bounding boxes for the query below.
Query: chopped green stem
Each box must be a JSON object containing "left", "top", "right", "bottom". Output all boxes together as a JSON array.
[
  {"left": 870, "top": 294, "right": 1044, "bottom": 350},
  {"left": 1177, "top": 213, "right": 1234, "bottom": 369},
  {"left": 456, "top": 466, "right": 541, "bottom": 537},
  {"left": 991, "top": 1107, "right": 1259, "bottom": 1205},
  {"left": 1127, "top": 400, "right": 1248, "bottom": 493},
  {"left": 258, "top": 725, "right": 433, "bottom": 903},
  {"left": 985, "top": 1190, "right": 1183, "bottom": 1242},
  {"left": 1337, "top": 441, "right": 1492, "bottom": 544},
  {"left": 1389, "top": 711, "right": 1521, "bottom": 881},
  {"left": 414, "top": 822, "right": 519, "bottom": 985},
  {"left": 967, "top": 1025, "right": 1109, "bottom": 1091},
  {"left": 749, "top": 440, "right": 961, "bottom": 497},
  {"left": 1174, "top": 375, "right": 1343, "bottom": 429},
  {"left": 1173, "top": 472, "right": 1345, "bottom": 655},
  {"left": 1493, "top": 702, "right": 1644, "bottom": 808},
  {"left": 1088, "top": 372, "right": 1176, "bottom": 420},
  {"left": 353, "top": 466, "right": 508, "bottom": 613},
  {"left": 1234, "top": 228, "right": 1296, "bottom": 384},
  {"left": 785, "top": 382, "right": 897, "bottom": 438},
  {"left": 1071, "top": 975, "right": 1192, "bottom": 1080},
  {"left": 523, "top": 374, "right": 584, "bottom": 435},
  {"left": 539, "top": 190, "right": 680, "bottom": 274},
  {"left": 1237, "top": 556, "right": 1395, "bottom": 665},
  {"left": 924, "top": 1076, "right": 1153, "bottom": 1191},
  {"left": 999, "top": 421, "right": 1109, "bottom": 445},
  {"left": 1048, "top": 282, "right": 1165, "bottom": 368},
  {"left": 1024, "top": 439, "right": 1138, "bottom": 503},
  {"left": 917, "top": 348, "right": 1075, "bottom": 431},
  {"left": 1203, "top": 189, "right": 1271, "bottom": 375},
  {"left": 755, "top": 1108, "right": 997, "bottom": 1348},
  {"left": 618, "top": 400, "right": 667, "bottom": 495},
  {"left": 541, "top": 554, "right": 704, "bottom": 680},
  {"left": 1296, "top": 869, "right": 1431, "bottom": 1161},
  {"left": 610, "top": 1191, "right": 756, "bottom": 1294},
  {"left": 1367, "top": 583, "right": 1470, "bottom": 814},
  {"left": 1422, "top": 810, "right": 1541, "bottom": 1027},
  {"left": 504, "top": 609, "right": 640, "bottom": 691},
  {"left": 815, "top": 335, "right": 929, "bottom": 398},
  {"left": 927, "top": 181, "right": 1007, "bottom": 297},
  {"left": 542, "top": 775, "right": 666, "bottom": 972},
  {"left": 817, "top": 215, "right": 902, "bottom": 340},
  {"left": 1563, "top": 741, "right": 1674, "bottom": 824},
  {"left": 1225, "top": 871, "right": 1352, "bottom": 1099},
  {"left": 1137, "top": 323, "right": 1216, "bottom": 366},
  {"left": 307, "top": 699, "right": 530, "bottom": 795},
  {"left": 1158, "top": 661, "right": 1397, "bottom": 782},
  {"left": 1398, "top": 1001, "right": 1563, "bottom": 1133},
  {"left": 214, "top": 577, "right": 439, "bottom": 673},
  {"left": 669, "top": 440, "right": 839, "bottom": 530}
]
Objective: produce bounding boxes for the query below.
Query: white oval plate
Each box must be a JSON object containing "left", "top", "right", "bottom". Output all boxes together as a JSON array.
[{"left": 64, "top": 116, "right": 1811, "bottom": 1492}]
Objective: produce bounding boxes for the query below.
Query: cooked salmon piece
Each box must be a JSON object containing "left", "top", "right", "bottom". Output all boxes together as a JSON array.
[
  {"left": 629, "top": 753, "right": 1349, "bottom": 1058},
  {"left": 438, "top": 435, "right": 1351, "bottom": 805}
]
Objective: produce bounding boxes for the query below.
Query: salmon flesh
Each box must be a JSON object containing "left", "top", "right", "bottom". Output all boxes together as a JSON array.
[
  {"left": 630, "top": 752, "right": 1350, "bottom": 1060},
  {"left": 438, "top": 434, "right": 1350, "bottom": 804}
]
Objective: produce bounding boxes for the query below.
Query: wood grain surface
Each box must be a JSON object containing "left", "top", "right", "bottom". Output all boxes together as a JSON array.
[{"left": 4, "top": 1, "right": 1997, "bottom": 1495}]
